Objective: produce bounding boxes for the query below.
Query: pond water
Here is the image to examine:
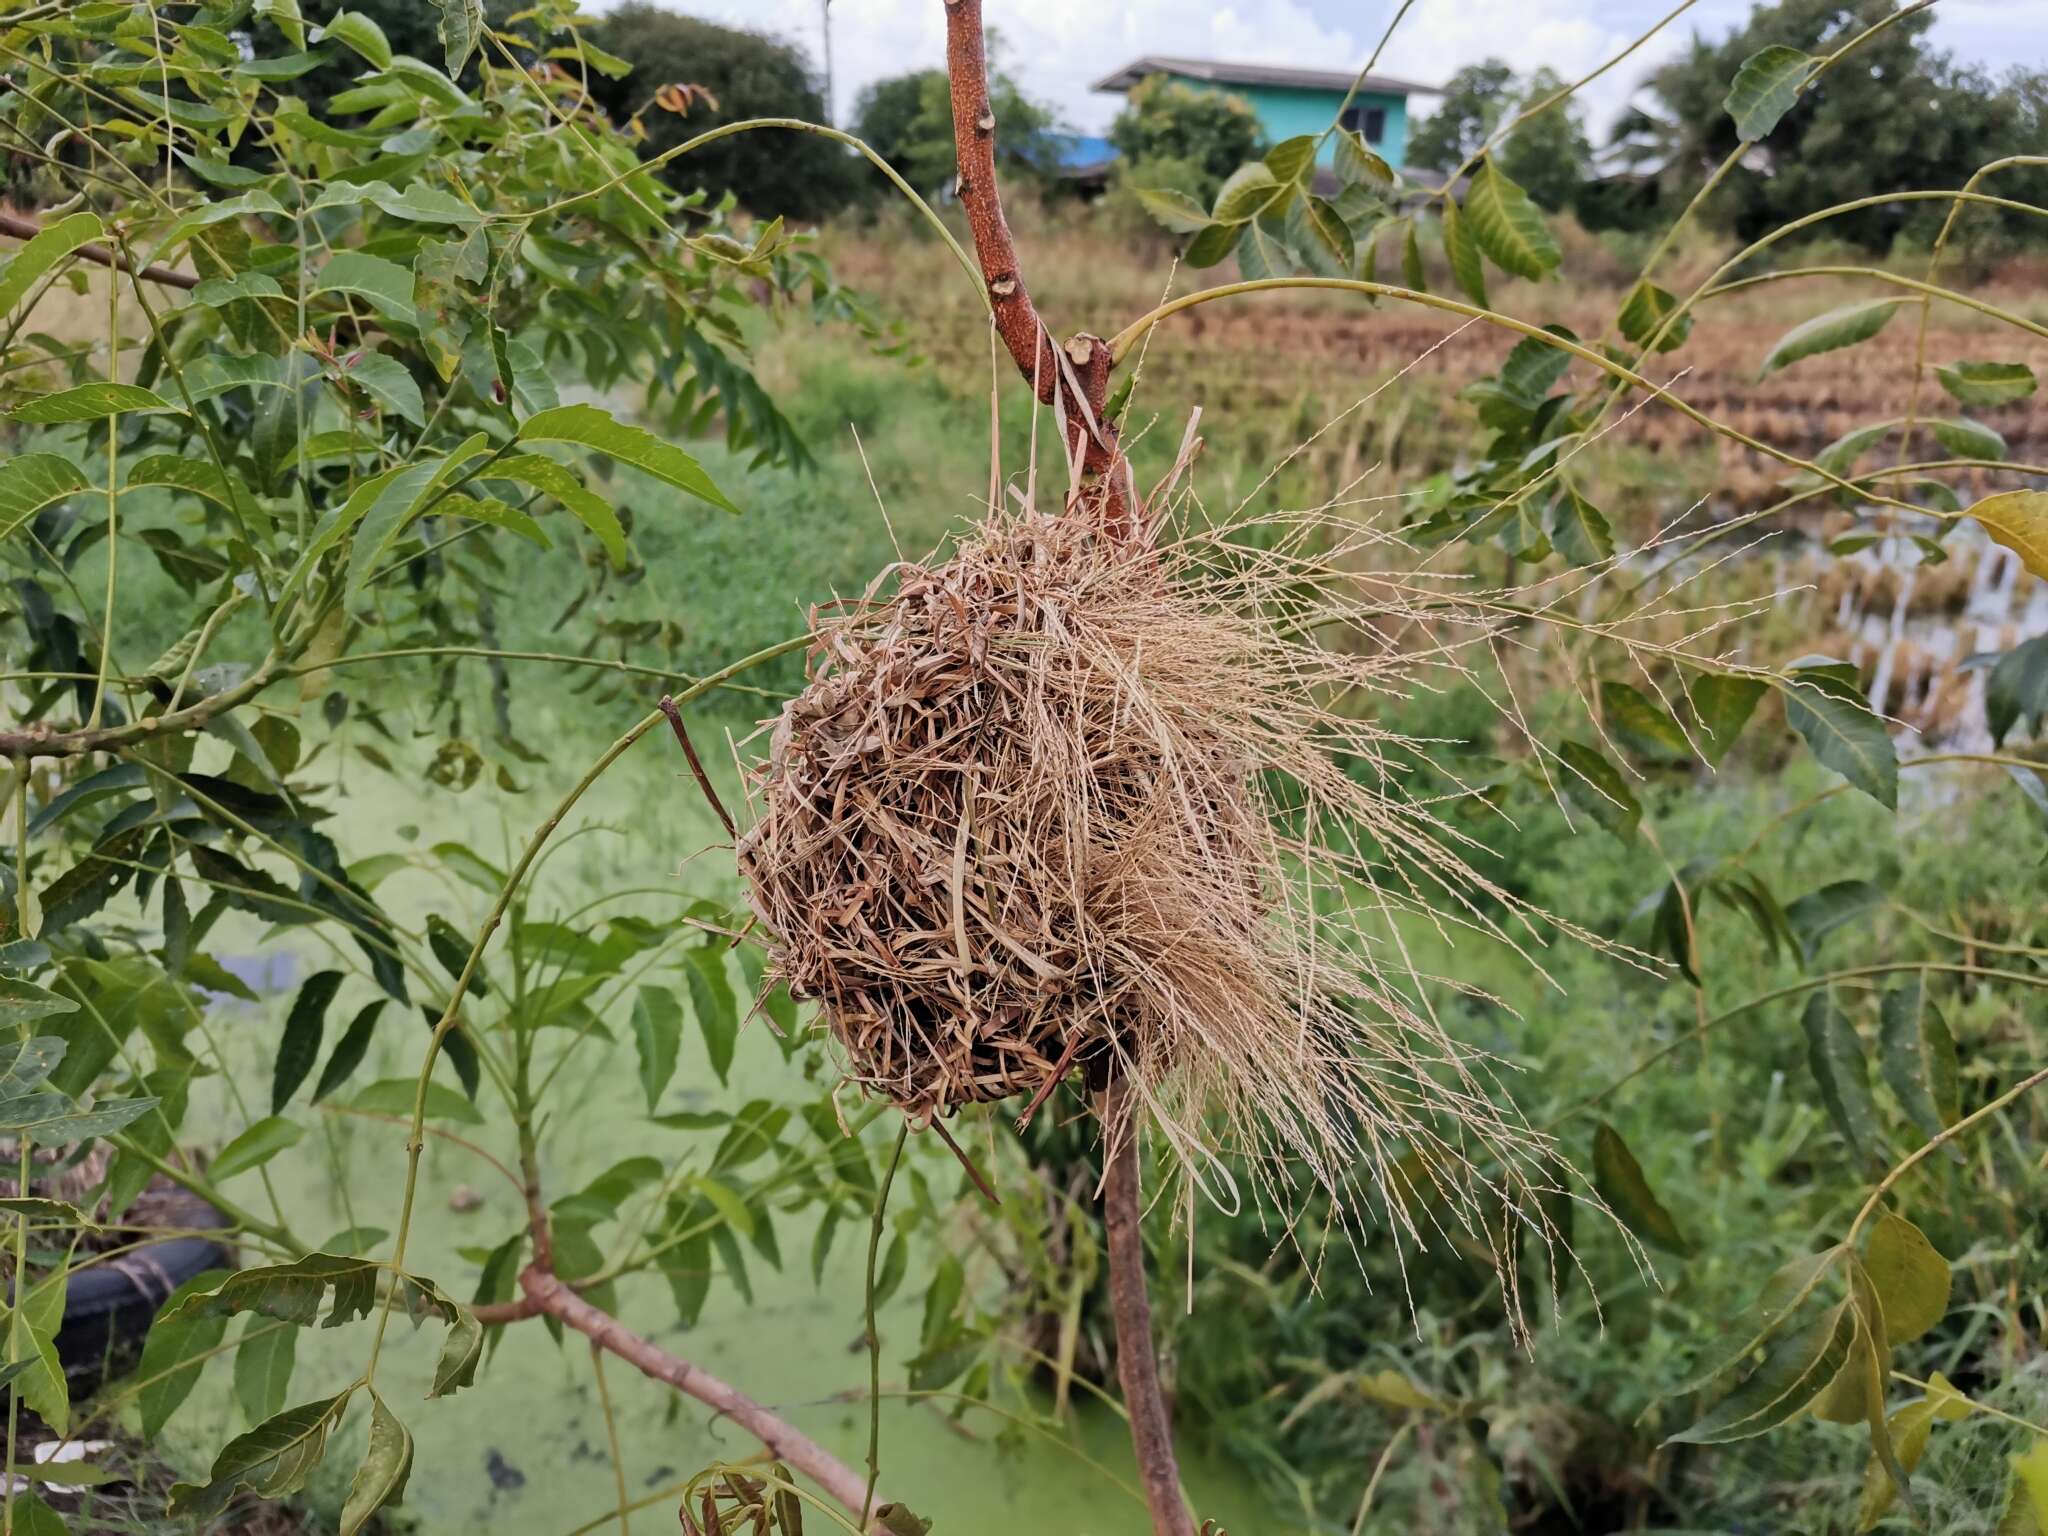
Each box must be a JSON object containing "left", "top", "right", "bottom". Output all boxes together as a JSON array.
[{"left": 144, "top": 740, "right": 1283, "bottom": 1536}]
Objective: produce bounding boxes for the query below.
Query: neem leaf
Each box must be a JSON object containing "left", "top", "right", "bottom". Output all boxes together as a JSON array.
[
  {"left": 0, "top": 454, "right": 90, "bottom": 544},
  {"left": 1592, "top": 1121, "right": 1688, "bottom": 1254},
  {"left": 633, "top": 985, "right": 682, "bottom": 1112},
  {"left": 340, "top": 1391, "right": 414, "bottom": 1535},
  {"left": 1778, "top": 665, "right": 1896, "bottom": 808},
  {"left": 1548, "top": 484, "right": 1614, "bottom": 567},
  {"left": 1557, "top": 740, "right": 1641, "bottom": 843},
  {"left": 1688, "top": 673, "right": 1766, "bottom": 766},
  {"left": 515, "top": 403, "right": 737, "bottom": 516},
  {"left": 312, "top": 251, "right": 417, "bottom": 324},
  {"left": 429, "top": 0, "right": 483, "bottom": 77},
  {"left": 5, "top": 383, "right": 177, "bottom": 423},
  {"left": 1618, "top": 278, "right": 1692, "bottom": 353},
  {"left": 273, "top": 971, "right": 343, "bottom": 1114},
  {"left": 1967, "top": 489, "right": 2048, "bottom": 584},
  {"left": 1440, "top": 197, "right": 1487, "bottom": 308},
  {"left": 1463, "top": 159, "right": 1559, "bottom": 280},
  {"left": 684, "top": 947, "right": 738, "bottom": 1085},
  {"left": 1725, "top": 45, "right": 1815, "bottom": 140},
  {"left": 168, "top": 1392, "right": 352, "bottom": 1520},
  {"left": 1759, "top": 299, "right": 1902, "bottom": 378},
  {"left": 1864, "top": 1212, "right": 1951, "bottom": 1345},
  {"left": 1878, "top": 976, "right": 1959, "bottom": 1142},
  {"left": 0, "top": 212, "right": 104, "bottom": 317},
  {"left": 1132, "top": 186, "right": 1208, "bottom": 235},
  {"left": 1801, "top": 993, "right": 1886, "bottom": 1169},
  {"left": 1930, "top": 415, "right": 2006, "bottom": 462},
  {"left": 210, "top": 1116, "right": 306, "bottom": 1180},
  {"left": 1935, "top": 360, "right": 2035, "bottom": 408},
  {"left": 312, "top": 11, "right": 391, "bottom": 69},
  {"left": 1671, "top": 1299, "right": 1854, "bottom": 1444}
]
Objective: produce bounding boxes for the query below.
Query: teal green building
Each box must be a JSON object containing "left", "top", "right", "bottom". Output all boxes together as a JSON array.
[{"left": 1091, "top": 56, "right": 1439, "bottom": 170}]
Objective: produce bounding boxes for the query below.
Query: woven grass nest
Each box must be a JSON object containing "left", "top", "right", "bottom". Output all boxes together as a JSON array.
[{"left": 736, "top": 482, "right": 1638, "bottom": 1279}]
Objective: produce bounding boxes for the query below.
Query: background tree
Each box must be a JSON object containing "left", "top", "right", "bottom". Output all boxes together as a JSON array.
[
  {"left": 1404, "top": 60, "right": 1516, "bottom": 178},
  {"left": 1496, "top": 68, "right": 1593, "bottom": 212},
  {"left": 1626, "top": 0, "right": 2048, "bottom": 250},
  {"left": 852, "top": 52, "right": 1063, "bottom": 195},
  {"left": 1107, "top": 74, "right": 1264, "bottom": 206},
  {"left": 587, "top": 3, "right": 860, "bottom": 220}
]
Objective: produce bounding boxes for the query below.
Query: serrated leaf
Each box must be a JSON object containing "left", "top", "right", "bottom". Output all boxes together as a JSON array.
[
  {"left": 1679, "top": 1246, "right": 1844, "bottom": 1395},
  {"left": 0, "top": 454, "right": 90, "bottom": 544},
  {"left": 633, "top": 985, "right": 682, "bottom": 1112},
  {"left": 313, "top": 1002, "right": 383, "bottom": 1103},
  {"left": 234, "top": 1317, "right": 297, "bottom": 1424},
  {"left": 1688, "top": 673, "right": 1766, "bottom": 766},
  {"left": 1300, "top": 196, "right": 1354, "bottom": 275},
  {"left": 312, "top": 10, "right": 391, "bottom": 68},
  {"left": 1548, "top": 484, "right": 1614, "bottom": 567},
  {"left": 337, "top": 351, "right": 425, "bottom": 427},
  {"left": 429, "top": 0, "right": 482, "bottom": 76},
  {"left": 1592, "top": 1121, "right": 1688, "bottom": 1254},
  {"left": 5, "top": 383, "right": 177, "bottom": 423},
  {"left": 1601, "top": 680, "right": 1690, "bottom": 758},
  {"left": 1263, "top": 135, "right": 1317, "bottom": 186},
  {"left": 1935, "top": 360, "right": 2035, "bottom": 408},
  {"left": 273, "top": 971, "right": 342, "bottom": 1114},
  {"left": 683, "top": 947, "right": 738, "bottom": 1086},
  {"left": 1672, "top": 1299, "right": 1855, "bottom": 1443},
  {"left": 167, "top": 1392, "right": 352, "bottom": 1520},
  {"left": 1439, "top": 198, "right": 1487, "bottom": 307},
  {"left": 1779, "top": 666, "right": 1896, "bottom": 808},
  {"left": 351, "top": 1077, "right": 481, "bottom": 1125},
  {"left": 0, "top": 212, "right": 103, "bottom": 317},
  {"left": 1785, "top": 879, "right": 1884, "bottom": 965},
  {"left": 1182, "top": 221, "right": 1242, "bottom": 269},
  {"left": 1463, "top": 160, "right": 1559, "bottom": 280},
  {"left": 1401, "top": 218, "right": 1425, "bottom": 292},
  {"left": 1802, "top": 993, "right": 1886, "bottom": 1168},
  {"left": 1864, "top": 1212, "right": 1950, "bottom": 1344},
  {"left": 1132, "top": 186, "right": 1207, "bottom": 235},
  {"left": 1334, "top": 129, "right": 1392, "bottom": 188},
  {"left": 1557, "top": 740, "right": 1640, "bottom": 843},
  {"left": 1212, "top": 162, "right": 1286, "bottom": 224},
  {"left": 0, "top": 1092, "right": 158, "bottom": 1142},
  {"left": 0, "top": 983, "right": 74, "bottom": 1032},
  {"left": 211, "top": 1116, "right": 306, "bottom": 1180},
  {"left": 1879, "top": 977, "right": 1959, "bottom": 1142},
  {"left": 1759, "top": 299, "right": 1902, "bottom": 378},
  {"left": 8, "top": 1266, "right": 67, "bottom": 1435},
  {"left": 516, "top": 403, "right": 736, "bottom": 516},
  {"left": 484, "top": 453, "right": 624, "bottom": 566},
  {"left": 1726, "top": 45, "right": 1815, "bottom": 140},
  {"left": 1930, "top": 415, "right": 2006, "bottom": 462},
  {"left": 1617, "top": 278, "right": 1692, "bottom": 353},
  {"left": 312, "top": 251, "right": 417, "bottom": 324}
]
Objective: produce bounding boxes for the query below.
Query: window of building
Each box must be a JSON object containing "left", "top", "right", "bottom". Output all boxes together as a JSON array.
[{"left": 1339, "top": 104, "right": 1387, "bottom": 144}]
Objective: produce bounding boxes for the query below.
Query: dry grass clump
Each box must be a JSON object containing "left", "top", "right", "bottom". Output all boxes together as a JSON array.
[{"left": 734, "top": 466, "right": 1688, "bottom": 1296}]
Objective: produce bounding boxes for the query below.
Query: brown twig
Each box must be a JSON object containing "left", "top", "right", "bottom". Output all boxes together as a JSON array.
[
  {"left": 941, "top": 0, "right": 1129, "bottom": 528},
  {"left": 0, "top": 210, "right": 196, "bottom": 290},
  {"left": 519, "top": 1265, "right": 883, "bottom": 1527},
  {"left": 927, "top": 1115, "right": 1000, "bottom": 1207},
  {"left": 659, "top": 692, "right": 737, "bottom": 840},
  {"left": 1101, "top": 1080, "right": 1196, "bottom": 1536}
]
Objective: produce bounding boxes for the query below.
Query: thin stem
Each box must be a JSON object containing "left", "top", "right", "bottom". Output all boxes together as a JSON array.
[
  {"left": 88, "top": 270, "right": 119, "bottom": 731},
  {"left": 861, "top": 1122, "right": 909, "bottom": 1530},
  {"left": 590, "top": 1342, "right": 632, "bottom": 1535},
  {"left": 1846, "top": 1061, "right": 2048, "bottom": 1246},
  {"left": 1101, "top": 1079, "right": 1194, "bottom": 1536}
]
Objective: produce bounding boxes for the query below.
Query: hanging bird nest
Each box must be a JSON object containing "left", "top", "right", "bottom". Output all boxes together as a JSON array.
[{"left": 731, "top": 473, "right": 1683, "bottom": 1293}]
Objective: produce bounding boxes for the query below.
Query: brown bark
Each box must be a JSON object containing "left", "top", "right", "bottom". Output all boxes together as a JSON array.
[
  {"left": 0, "top": 210, "right": 197, "bottom": 290},
  {"left": 941, "top": 0, "right": 1131, "bottom": 531},
  {"left": 519, "top": 1265, "right": 884, "bottom": 1526},
  {"left": 1102, "top": 1081, "right": 1197, "bottom": 1536}
]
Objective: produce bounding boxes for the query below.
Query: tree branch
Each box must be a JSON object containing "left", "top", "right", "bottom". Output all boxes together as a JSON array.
[
  {"left": 0, "top": 211, "right": 196, "bottom": 290},
  {"left": 942, "top": 0, "right": 1130, "bottom": 527},
  {"left": 1101, "top": 1081, "right": 1196, "bottom": 1536},
  {"left": 518, "top": 1265, "right": 884, "bottom": 1528},
  {"left": 0, "top": 657, "right": 278, "bottom": 761}
]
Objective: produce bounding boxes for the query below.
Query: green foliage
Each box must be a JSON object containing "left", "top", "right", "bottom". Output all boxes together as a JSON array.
[
  {"left": 854, "top": 58, "right": 1064, "bottom": 194},
  {"left": 1108, "top": 74, "right": 1265, "bottom": 206},
  {"left": 586, "top": 3, "right": 859, "bottom": 220}
]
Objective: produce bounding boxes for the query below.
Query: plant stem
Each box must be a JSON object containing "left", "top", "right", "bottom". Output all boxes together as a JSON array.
[
  {"left": 862, "top": 1122, "right": 908, "bottom": 1529},
  {"left": 1100, "top": 1080, "right": 1194, "bottom": 1536},
  {"left": 0, "top": 209, "right": 196, "bottom": 288},
  {"left": 519, "top": 1265, "right": 880, "bottom": 1526}
]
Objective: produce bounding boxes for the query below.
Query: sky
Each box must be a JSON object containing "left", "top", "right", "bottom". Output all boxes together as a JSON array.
[{"left": 650, "top": 0, "right": 2047, "bottom": 140}]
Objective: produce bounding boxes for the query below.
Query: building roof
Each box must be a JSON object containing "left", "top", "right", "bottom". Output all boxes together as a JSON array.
[{"left": 1091, "top": 56, "right": 1440, "bottom": 97}]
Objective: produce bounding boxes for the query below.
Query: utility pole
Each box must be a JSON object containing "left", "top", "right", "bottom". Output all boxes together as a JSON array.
[{"left": 820, "top": 0, "right": 834, "bottom": 124}]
